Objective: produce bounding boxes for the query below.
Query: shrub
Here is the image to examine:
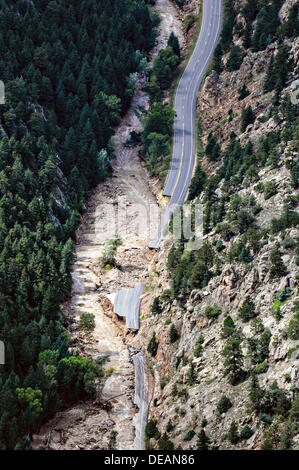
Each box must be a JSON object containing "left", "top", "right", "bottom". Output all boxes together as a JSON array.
[
  {"left": 184, "top": 14, "right": 196, "bottom": 32},
  {"left": 158, "top": 433, "right": 174, "bottom": 450},
  {"left": 269, "top": 248, "right": 287, "bottom": 280},
  {"left": 78, "top": 312, "right": 96, "bottom": 339},
  {"left": 240, "top": 425, "right": 254, "bottom": 440},
  {"left": 169, "top": 324, "right": 180, "bottom": 343},
  {"left": 151, "top": 296, "right": 163, "bottom": 315},
  {"left": 217, "top": 395, "right": 232, "bottom": 414},
  {"left": 241, "top": 106, "right": 255, "bottom": 133},
  {"left": 239, "top": 296, "right": 257, "bottom": 322},
  {"left": 228, "top": 420, "right": 239, "bottom": 444},
  {"left": 227, "top": 45, "right": 244, "bottom": 71},
  {"left": 259, "top": 413, "right": 272, "bottom": 424},
  {"left": 147, "top": 332, "right": 158, "bottom": 357},
  {"left": 194, "top": 334, "right": 204, "bottom": 357},
  {"left": 221, "top": 316, "right": 235, "bottom": 338},
  {"left": 215, "top": 239, "right": 225, "bottom": 252},
  {"left": 276, "top": 287, "right": 291, "bottom": 302},
  {"left": 233, "top": 209, "right": 255, "bottom": 234},
  {"left": 197, "top": 429, "right": 210, "bottom": 450},
  {"left": 215, "top": 222, "right": 235, "bottom": 241},
  {"left": 223, "top": 332, "right": 245, "bottom": 385},
  {"left": 184, "top": 430, "right": 196, "bottom": 441},
  {"left": 264, "top": 181, "right": 277, "bottom": 200},
  {"left": 238, "top": 84, "right": 249, "bottom": 100},
  {"left": 186, "top": 362, "right": 197, "bottom": 386},
  {"left": 166, "top": 420, "right": 175, "bottom": 432},
  {"left": 145, "top": 419, "right": 160, "bottom": 439},
  {"left": 288, "top": 312, "right": 299, "bottom": 340},
  {"left": 229, "top": 241, "right": 253, "bottom": 263},
  {"left": 271, "top": 209, "right": 299, "bottom": 234},
  {"left": 205, "top": 305, "right": 222, "bottom": 319},
  {"left": 254, "top": 361, "right": 269, "bottom": 374},
  {"left": 160, "top": 375, "right": 170, "bottom": 390}
]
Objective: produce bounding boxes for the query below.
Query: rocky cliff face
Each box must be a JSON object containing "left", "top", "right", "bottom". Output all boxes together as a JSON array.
[{"left": 136, "top": 0, "right": 299, "bottom": 450}]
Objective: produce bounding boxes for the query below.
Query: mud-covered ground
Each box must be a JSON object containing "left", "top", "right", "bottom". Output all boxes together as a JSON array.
[{"left": 33, "top": 0, "right": 185, "bottom": 451}]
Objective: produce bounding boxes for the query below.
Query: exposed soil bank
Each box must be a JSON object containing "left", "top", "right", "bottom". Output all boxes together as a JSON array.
[{"left": 33, "top": 0, "right": 184, "bottom": 451}]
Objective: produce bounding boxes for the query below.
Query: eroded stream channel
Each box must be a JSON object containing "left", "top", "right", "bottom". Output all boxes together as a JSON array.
[{"left": 33, "top": 0, "right": 184, "bottom": 450}]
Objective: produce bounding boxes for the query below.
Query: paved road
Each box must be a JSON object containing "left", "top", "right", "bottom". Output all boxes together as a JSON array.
[
  {"left": 149, "top": 0, "right": 223, "bottom": 248},
  {"left": 113, "top": 283, "right": 144, "bottom": 330},
  {"left": 132, "top": 352, "right": 148, "bottom": 450}
]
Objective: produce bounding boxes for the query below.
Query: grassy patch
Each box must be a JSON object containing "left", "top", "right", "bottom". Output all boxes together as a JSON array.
[{"left": 271, "top": 299, "right": 287, "bottom": 311}]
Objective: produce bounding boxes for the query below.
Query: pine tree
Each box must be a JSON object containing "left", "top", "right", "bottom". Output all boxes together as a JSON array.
[
  {"left": 169, "top": 324, "right": 179, "bottom": 343},
  {"left": 269, "top": 247, "right": 287, "bottom": 280},
  {"left": 239, "top": 296, "right": 257, "bottom": 322},
  {"left": 147, "top": 332, "right": 158, "bottom": 357},
  {"left": 197, "top": 429, "right": 210, "bottom": 450},
  {"left": 241, "top": 106, "right": 255, "bottom": 133},
  {"left": 263, "top": 56, "right": 275, "bottom": 93},
  {"left": 228, "top": 421, "right": 239, "bottom": 444},
  {"left": 238, "top": 84, "right": 249, "bottom": 100},
  {"left": 223, "top": 332, "right": 244, "bottom": 385},
  {"left": 167, "top": 32, "right": 181, "bottom": 57}
]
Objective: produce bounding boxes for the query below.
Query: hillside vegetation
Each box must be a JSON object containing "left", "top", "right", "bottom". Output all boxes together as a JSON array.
[
  {"left": 141, "top": 0, "right": 299, "bottom": 450},
  {"left": 0, "top": 0, "right": 156, "bottom": 450}
]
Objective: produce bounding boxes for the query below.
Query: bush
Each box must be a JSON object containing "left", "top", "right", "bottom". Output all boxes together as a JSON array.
[
  {"left": 254, "top": 361, "right": 269, "bottom": 374},
  {"left": 238, "top": 84, "right": 250, "bottom": 100},
  {"left": 269, "top": 248, "right": 287, "bottom": 280},
  {"left": 151, "top": 296, "right": 163, "bottom": 315},
  {"left": 194, "top": 334, "right": 204, "bottom": 357},
  {"left": 184, "top": 14, "right": 196, "bottom": 32},
  {"left": 160, "top": 375, "right": 170, "bottom": 390},
  {"left": 239, "top": 296, "right": 257, "bottom": 322},
  {"left": 227, "top": 45, "right": 244, "bottom": 71},
  {"left": 158, "top": 433, "right": 174, "bottom": 450},
  {"left": 145, "top": 419, "right": 160, "bottom": 440},
  {"left": 241, "top": 106, "right": 255, "bottom": 133},
  {"left": 259, "top": 413, "right": 272, "bottom": 424},
  {"left": 276, "top": 287, "right": 291, "bottom": 302},
  {"left": 184, "top": 430, "right": 196, "bottom": 441},
  {"left": 221, "top": 316, "right": 235, "bottom": 338},
  {"left": 147, "top": 332, "right": 158, "bottom": 357},
  {"left": 186, "top": 362, "right": 197, "bottom": 386},
  {"left": 240, "top": 425, "right": 254, "bottom": 440},
  {"left": 217, "top": 395, "right": 232, "bottom": 414},
  {"left": 288, "top": 312, "right": 299, "bottom": 340},
  {"left": 169, "top": 324, "right": 180, "bottom": 343},
  {"left": 166, "top": 419, "right": 175, "bottom": 432},
  {"left": 228, "top": 421, "right": 239, "bottom": 444},
  {"left": 264, "top": 181, "right": 277, "bottom": 200},
  {"left": 78, "top": 312, "right": 96, "bottom": 339},
  {"left": 215, "top": 222, "right": 235, "bottom": 241},
  {"left": 271, "top": 209, "right": 299, "bottom": 234},
  {"left": 229, "top": 241, "right": 253, "bottom": 263},
  {"left": 205, "top": 305, "right": 222, "bottom": 319}
]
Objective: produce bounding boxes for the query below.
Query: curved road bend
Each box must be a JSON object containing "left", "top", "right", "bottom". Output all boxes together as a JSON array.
[{"left": 149, "top": 0, "right": 223, "bottom": 248}]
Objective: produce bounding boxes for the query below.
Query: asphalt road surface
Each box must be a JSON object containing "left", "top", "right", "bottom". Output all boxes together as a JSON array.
[
  {"left": 149, "top": 0, "right": 223, "bottom": 248},
  {"left": 113, "top": 283, "right": 144, "bottom": 330},
  {"left": 132, "top": 352, "right": 148, "bottom": 450}
]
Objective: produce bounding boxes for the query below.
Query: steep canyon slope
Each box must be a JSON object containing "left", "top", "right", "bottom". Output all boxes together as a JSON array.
[{"left": 136, "top": 0, "right": 299, "bottom": 451}]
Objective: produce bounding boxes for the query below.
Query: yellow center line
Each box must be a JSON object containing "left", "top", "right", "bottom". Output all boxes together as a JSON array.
[{"left": 171, "top": 121, "right": 185, "bottom": 197}]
